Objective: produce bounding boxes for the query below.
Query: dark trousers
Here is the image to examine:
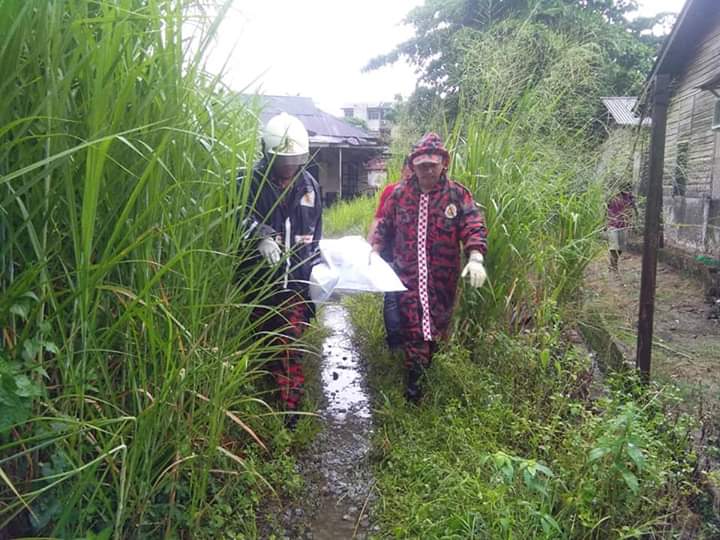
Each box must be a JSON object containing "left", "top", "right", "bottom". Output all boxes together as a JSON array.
[
  {"left": 403, "top": 341, "right": 437, "bottom": 369},
  {"left": 383, "top": 291, "right": 403, "bottom": 350},
  {"left": 254, "top": 294, "right": 310, "bottom": 410}
]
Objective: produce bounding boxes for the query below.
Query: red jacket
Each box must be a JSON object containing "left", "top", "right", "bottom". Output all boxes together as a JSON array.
[{"left": 373, "top": 176, "right": 488, "bottom": 342}]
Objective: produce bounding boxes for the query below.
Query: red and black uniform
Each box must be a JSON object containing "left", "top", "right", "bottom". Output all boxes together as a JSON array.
[
  {"left": 373, "top": 175, "right": 487, "bottom": 367},
  {"left": 607, "top": 191, "right": 636, "bottom": 230},
  {"left": 239, "top": 159, "right": 322, "bottom": 410}
]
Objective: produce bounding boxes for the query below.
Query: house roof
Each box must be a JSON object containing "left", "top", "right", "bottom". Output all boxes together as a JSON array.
[
  {"left": 601, "top": 97, "right": 651, "bottom": 127},
  {"left": 341, "top": 102, "right": 394, "bottom": 110},
  {"left": 645, "top": 0, "right": 718, "bottom": 84},
  {"left": 247, "top": 94, "right": 379, "bottom": 148}
]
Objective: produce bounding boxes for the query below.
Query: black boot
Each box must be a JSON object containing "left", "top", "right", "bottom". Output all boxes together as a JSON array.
[
  {"left": 404, "top": 365, "right": 423, "bottom": 405},
  {"left": 284, "top": 412, "right": 299, "bottom": 431}
]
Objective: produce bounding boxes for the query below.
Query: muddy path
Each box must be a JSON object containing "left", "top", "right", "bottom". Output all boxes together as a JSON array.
[{"left": 259, "top": 302, "right": 378, "bottom": 539}]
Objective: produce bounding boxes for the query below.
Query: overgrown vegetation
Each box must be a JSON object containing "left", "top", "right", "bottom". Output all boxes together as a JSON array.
[
  {"left": 0, "top": 1, "right": 303, "bottom": 537},
  {"left": 367, "top": 0, "right": 674, "bottom": 125},
  {"left": 3, "top": 0, "right": 710, "bottom": 537},
  {"left": 347, "top": 292, "right": 705, "bottom": 538},
  {"left": 325, "top": 1, "right": 714, "bottom": 536},
  {"left": 330, "top": 87, "right": 710, "bottom": 537}
]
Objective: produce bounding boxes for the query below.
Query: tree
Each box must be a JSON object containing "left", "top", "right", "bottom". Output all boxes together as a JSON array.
[
  {"left": 342, "top": 116, "right": 369, "bottom": 130},
  {"left": 366, "top": 0, "right": 675, "bottom": 103}
]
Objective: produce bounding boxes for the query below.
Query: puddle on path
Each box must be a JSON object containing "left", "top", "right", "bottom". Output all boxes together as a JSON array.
[
  {"left": 261, "top": 302, "right": 377, "bottom": 539},
  {"left": 320, "top": 304, "right": 372, "bottom": 422},
  {"left": 305, "top": 303, "right": 376, "bottom": 540}
]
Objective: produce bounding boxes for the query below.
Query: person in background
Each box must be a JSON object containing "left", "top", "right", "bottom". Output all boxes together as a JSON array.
[
  {"left": 367, "top": 158, "right": 413, "bottom": 351},
  {"left": 240, "top": 112, "right": 323, "bottom": 429},
  {"left": 606, "top": 185, "right": 637, "bottom": 272},
  {"left": 366, "top": 157, "right": 412, "bottom": 246},
  {"left": 371, "top": 133, "right": 488, "bottom": 404}
]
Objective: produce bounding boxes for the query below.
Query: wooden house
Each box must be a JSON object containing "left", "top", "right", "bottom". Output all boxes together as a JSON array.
[{"left": 643, "top": 0, "right": 720, "bottom": 255}]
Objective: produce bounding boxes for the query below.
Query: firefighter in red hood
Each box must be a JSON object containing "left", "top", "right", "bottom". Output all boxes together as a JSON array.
[{"left": 371, "top": 133, "right": 488, "bottom": 403}]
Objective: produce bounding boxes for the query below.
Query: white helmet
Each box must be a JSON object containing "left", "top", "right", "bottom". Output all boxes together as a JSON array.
[{"left": 262, "top": 112, "right": 309, "bottom": 166}]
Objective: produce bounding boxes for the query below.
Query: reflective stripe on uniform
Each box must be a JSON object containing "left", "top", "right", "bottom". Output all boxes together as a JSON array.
[
  {"left": 417, "top": 193, "right": 432, "bottom": 341},
  {"left": 284, "top": 217, "right": 291, "bottom": 289}
]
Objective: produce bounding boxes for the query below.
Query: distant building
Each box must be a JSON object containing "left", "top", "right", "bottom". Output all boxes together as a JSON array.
[
  {"left": 598, "top": 97, "right": 651, "bottom": 192},
  {"left": 341, "top": 102, "right": 394, "bottom": 134},
  {"left": 640, "top": 0, "right": 720, "bottom": 255},
  {"left": 250, "top": 95, "right": 386, "bottom": 205}
]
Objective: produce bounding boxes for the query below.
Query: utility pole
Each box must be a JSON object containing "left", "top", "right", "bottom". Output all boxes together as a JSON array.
[{"left": 636, "top": 74, "right": 670, "bottom": 382}]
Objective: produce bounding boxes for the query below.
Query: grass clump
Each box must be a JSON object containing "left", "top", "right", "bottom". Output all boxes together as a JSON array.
[
  {"left": 0, "top": 1, "right": 307, "bottom": 536},
  {"left": 323, "top": 195, "right": 378, "bottom": 238}
]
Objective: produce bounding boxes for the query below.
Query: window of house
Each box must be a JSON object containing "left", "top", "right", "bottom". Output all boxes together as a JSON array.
[
  {"left": 673, "top": 141, "right": 689, "bottom": 196},
  {"left": 712, "top": 99, "right": 720, "bottom": 131},
  {"left": 368, "top": 108, "right": 380, "bottom": 120},
  {"left": 343, "top": 108, "right": 354, "bottom": 118}
]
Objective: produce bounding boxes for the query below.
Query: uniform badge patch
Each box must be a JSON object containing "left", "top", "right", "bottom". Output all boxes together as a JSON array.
[
  {"left": 294, "top": 234, "right": 313, "bottom": 244},
  {"left": 300, "top": 190, "right": 315, "bottom": 207},
  {"left": 444, "top": 203, "right": 457, "bottom": 219}
]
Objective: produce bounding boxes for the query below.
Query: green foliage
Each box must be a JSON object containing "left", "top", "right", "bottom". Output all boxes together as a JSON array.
[
  {"left": 0, "top": 294, "right": 48, "bottom": 431},
  {"left": 369, "top": 0, "right": 675, "bottom": 128},
  {"left": 345, "top": 293, "right": 699, "bottom": 538},
  {"left": 0, "top": 0, "right": 303, "bottom": 536},
  {"left": 323, "top": 195, "right": 379, "bottom": 238},
  {"left": 440, "top": 102, "right": 604, "bottom": 337}
]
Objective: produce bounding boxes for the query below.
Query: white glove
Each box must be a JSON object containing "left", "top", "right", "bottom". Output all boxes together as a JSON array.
[
  {"left": 258, "top": 237, "right": 281, "bottom": 265},
  {"left": 461, "top": 251, "right": 487, "bottom": 288}
]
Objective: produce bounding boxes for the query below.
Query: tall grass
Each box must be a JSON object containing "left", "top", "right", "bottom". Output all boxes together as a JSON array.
[
  {"left": 1, "top": 1, "right": 284, "bottom": 536},
  {"left": 322, "top": 196, "right": 377, "bottom": 238},
  {"left": 448, "top": 104, "right": 605, "bottom": 336}
]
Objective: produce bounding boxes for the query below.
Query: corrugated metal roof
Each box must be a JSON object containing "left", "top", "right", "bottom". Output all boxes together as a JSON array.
[
  {"left": 601, "top": 97, "right": 651, "bottom": 127},
  {"left": 246, "top": 94, "right": 379, "bottom": 146}
]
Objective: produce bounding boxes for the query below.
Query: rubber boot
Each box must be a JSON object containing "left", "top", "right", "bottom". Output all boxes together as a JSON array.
[
  {"left": 404, "top": 364, "right": 423, "bottom": 405},
  {"left": 284, "top": 412, "right": 299, "bottom": 431}
]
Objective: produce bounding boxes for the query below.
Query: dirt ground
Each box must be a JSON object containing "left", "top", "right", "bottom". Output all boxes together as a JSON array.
[{"left": 584, "top": 250, "right": 720, "bottom": 403}]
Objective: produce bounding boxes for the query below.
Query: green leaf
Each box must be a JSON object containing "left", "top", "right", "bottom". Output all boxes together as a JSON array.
[
  {"left": 588, "top": 446, "right": 610, "bottom": 462},
  {"left": 22, "top": 338, "right": 41, "bottom": 362},
  {"left": 13, "top": 374, "right": 42, "bottom": 398},
  {"left": 619, "top": 466, "right": 639, "bottom": 493},
  {"left": 21, "top": 291, "right": 39, "bottom": 302},
  {"left": 42, "top": 341, "right": 60, "bottom": 355},
  {"left": 540, "top": 348, "right": 550, "bottom": 369},
  {"left": 535, "top": 463, "right": 554, "bottom": 477},
  {"left": 626, "top": 443, "right": 645, "bottom": 469},
  {"left": 10, "top": 303, "right": 29, "bottom": 319},
  {"left": 540, "top": 513, "right": 562, "bottom": 535}
]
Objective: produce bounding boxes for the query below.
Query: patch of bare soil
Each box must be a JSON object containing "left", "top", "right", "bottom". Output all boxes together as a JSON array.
[{"left": 584, "top": 251, "right": 720, "bottom": 400}]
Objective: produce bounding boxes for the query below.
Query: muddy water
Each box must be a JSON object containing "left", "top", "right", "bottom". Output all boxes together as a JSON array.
[
  {"left": 305, "top": 303, "right": 376, "bottom": 539},
  {"left": 256, "top": 302, "right": 377, "bottom": 539}
]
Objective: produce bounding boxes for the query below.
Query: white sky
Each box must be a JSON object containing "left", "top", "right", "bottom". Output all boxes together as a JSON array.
[{"left": 203, "top": 0, "right": 687, "bottom": 116}]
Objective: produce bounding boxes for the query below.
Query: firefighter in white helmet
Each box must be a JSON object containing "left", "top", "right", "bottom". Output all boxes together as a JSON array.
[{"left": 238, "top": 112, "right": 323, "bottom": 429}]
